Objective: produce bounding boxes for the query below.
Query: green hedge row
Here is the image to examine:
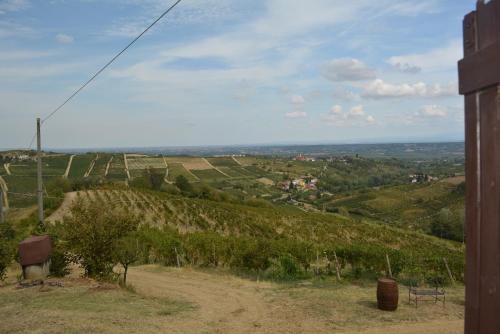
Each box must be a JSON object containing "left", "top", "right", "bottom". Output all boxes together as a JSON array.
[{"left": 134, "top": 226, "right": 464, "bottom": 284}]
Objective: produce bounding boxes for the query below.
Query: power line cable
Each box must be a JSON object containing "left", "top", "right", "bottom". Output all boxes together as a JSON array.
[{"left": 28, "top": 0, "right": 183, "bottom": 148}]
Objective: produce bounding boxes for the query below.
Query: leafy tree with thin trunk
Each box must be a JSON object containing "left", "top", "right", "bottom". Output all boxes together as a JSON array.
[
  {"left": 62, "top": 198, "right": 139, "bottom": 279},
  {"left": 114, "top": 234, "right": 139, "bottom": 285}
]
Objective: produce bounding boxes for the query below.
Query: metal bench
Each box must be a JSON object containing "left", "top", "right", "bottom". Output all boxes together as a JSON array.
[{"left": 408, "top": 286, "right": 446, "bottom": 308}]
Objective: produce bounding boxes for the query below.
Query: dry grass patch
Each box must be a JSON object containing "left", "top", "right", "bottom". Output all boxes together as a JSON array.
[{"left": 0, "top": 277, "right": 194, "bottom": 334}]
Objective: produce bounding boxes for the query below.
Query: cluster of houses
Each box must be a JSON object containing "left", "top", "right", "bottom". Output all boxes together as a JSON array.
[
  {"left": 0, "top": 151, "right": 35, "bottom": 162},
  {"left": 279, "top": 176, "right": 319, "bottom": 191},
  {"left": 293, "top": 154, "right": 316, "bottom": 162},
  {"left": 409, "top": 173, "right": 439, "bottom": 184}
]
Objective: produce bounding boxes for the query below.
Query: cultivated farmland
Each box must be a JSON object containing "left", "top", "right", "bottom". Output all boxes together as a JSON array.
[
  {"left": 106, "top": 155, "right": 127, "bottom": 180},
  {"left": 68, "top": 154, "right": 97, "bottom": 178}
]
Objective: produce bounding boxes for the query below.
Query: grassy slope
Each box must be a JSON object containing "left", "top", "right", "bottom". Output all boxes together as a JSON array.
[
  {"left": 59, "top": 189, "right": 464, "bottom": 271},
  {"left": 326, "top": 179, "right": 464, "bottom": 231}
]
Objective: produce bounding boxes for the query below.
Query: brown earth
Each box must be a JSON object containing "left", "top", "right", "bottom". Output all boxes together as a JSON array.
[
  {"left": 125, "top": 266, "right": 464, "bottom": 334},
  {"left": 0, "top": 265, "right": 464, "bottom": 334}
]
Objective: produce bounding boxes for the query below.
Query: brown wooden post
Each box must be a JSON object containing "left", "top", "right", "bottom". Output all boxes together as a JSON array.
[{"left": 458, "top": 1, "right": 500, "bottom": 333}]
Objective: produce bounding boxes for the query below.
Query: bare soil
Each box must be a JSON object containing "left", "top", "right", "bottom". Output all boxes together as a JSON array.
[
  {"left": 0, "top": 265, "right": 464, "bottom": 333},
  {"left": 124, "top": 266, "right": 464, "bottom": 334}
]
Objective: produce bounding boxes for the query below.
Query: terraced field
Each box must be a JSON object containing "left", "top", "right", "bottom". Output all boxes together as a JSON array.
[
  {"left": 68, "top": 154, "right": 96, "bottom": 178},
  {"left": 43, "top": 155, "right": 71, "bottom": 176},
  {"left": 106, "top": 155, "right": 127, "bottom": 180},
  {"left": 166, "top": 163, "right": 199, "bottom": 182},
  {"left": 127, "top": 156, "right": 166, "bottom": 170},
  {"left": 327, "top": 178, "right": 465, "bottom": 232},
  {"left": 7, "top": 160, "right": 37, "bottom": 176},
  {"left": 88, "top": 154, "right": 112, "bottom": 177},
  {"left": 191, "top": 169, "right": 228, "bottom": 182},
  {"left": 206, "top": 157, "right": 240, "bottom": 167}
]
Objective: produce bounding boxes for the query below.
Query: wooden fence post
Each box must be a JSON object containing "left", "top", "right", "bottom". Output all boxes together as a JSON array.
[
  {"left": 333, "top": 251, "right": 341, "bottom": 281},
  {"left": 385, "top": 254, "right": 393, "bottom": 279},
  {"left": 174, "top": 247, "right": 181, "bottom": 268},
  {"left": 458, "top": 1, "right": 500, "bottom": 332},
  {"left": 443, "top": 258, "right": 455, "bottom": 286}
]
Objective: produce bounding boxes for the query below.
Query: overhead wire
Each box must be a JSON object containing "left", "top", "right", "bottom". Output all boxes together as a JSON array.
[{"left": 28, "top": 0, "right": 184, "bottom": 149}]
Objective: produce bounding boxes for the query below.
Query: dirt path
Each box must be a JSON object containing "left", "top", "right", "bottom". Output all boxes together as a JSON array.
[
  {"left": 127, "top": 266, "right": 463, "bottom": 334},
  {"left": 3, "top": 163, "right": 11, "bottom": 175},
  {"left": 232, "top": 155, "right": 243, "bottom": 166},
  {"left": 163, "top": 157, "right": 173, "bottom": 184},
  {"left": 182, "top": 164, "right": 201, "bottom": 181},
  {"left": 105, "top": 156, "right": 113, "bottom": 177},
  {"left": 84, "top": 154, "right": 99, "bottom": 178},
  {"left": 0, "top": 176, "right": 8, "bottom": 209},
  {"left": 124, "top": 154, "right": 131, "bottom": 180},
  {"left": 46, "top": 191, "right": 78, "bottom": 223},
  {"left": 63, "top": 155, "right": 75, "bottom": 178},
  {"left": 128, "top": 266, "right": 267, "bottom": 333}
]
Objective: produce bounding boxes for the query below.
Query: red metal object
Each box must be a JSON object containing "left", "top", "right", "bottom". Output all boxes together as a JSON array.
[
  {"left": 18, "top": 235, "right": 52, "bottom": 266},
  {"left": 459, "top": 1, "right": 500, "bottom": 333}
]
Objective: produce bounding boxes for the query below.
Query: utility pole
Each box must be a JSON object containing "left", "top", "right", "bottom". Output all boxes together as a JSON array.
[{"left": 36, "top": 118, "right": 44, "bottom": 227}]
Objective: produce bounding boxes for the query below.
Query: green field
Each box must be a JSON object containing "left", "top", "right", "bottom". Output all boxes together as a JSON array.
[
  {"left": 216, "top": 166, "right": 252, "bottom": 178},
  {"left": 88, "top": 154, "right": 112, "bottom": 177},
  {"left": 127, "top": 156, "right": 166, "bottom": 170},
  {"left": 206, "top": 157, "right": 240, "bottom": 167},
  {"left": 191, "top": 168, "right": 228, "bottom": 182},
  {"left": 8, "top": 160, "right": 37, "bottom": 176},
  {"left": 106, "top": 155, "right": 126, "bottom": 180},
  {"left": 43, "top": 155, "right": 70, "bottom": 176},
  {"left": 166, "top": 163, "right": 198, "bottom": 182},
  {"left": 68, "top": 154, "right": 96, "bottom": 178}
]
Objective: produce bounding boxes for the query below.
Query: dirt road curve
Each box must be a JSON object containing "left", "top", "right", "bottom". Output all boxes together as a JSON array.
[
  {"left": 47, "top": 191, "right": 77, "bottom": 222},
  {"left": 127, "top": 266, "right": 463, "bottom": 334}
]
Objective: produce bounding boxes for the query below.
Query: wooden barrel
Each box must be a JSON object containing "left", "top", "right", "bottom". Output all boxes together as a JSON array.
[{"left": 377, "top": 278, "right": 399, "bottom": 311}]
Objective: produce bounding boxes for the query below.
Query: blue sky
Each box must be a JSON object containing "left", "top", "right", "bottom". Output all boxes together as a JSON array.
[{"left": 0, "top": 0, "right": 475, "bottom": 149}]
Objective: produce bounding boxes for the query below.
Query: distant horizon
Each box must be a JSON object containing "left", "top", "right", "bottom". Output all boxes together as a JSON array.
[{"left": 0, "top": 138, "right": 464, "bottom": 154}]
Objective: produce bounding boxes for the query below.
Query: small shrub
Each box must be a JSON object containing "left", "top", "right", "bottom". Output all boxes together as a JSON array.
[
  {"left": 0, "top": 222, "right": 15, "bottom": 281},
  {"left": 265, "top": 254, "right": 304, "bottom": 281},
  {"left": 61, "top": 199, "right": 139, "bottom": 279}
]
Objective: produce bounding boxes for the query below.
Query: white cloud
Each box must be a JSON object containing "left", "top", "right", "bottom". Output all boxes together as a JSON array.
[
  {"left": 0, "top": 49, "right": 52, "bottom": 61},
  {"left": 0, "top": 0, "right": 30, "bottom": 13},
  {"left": 56, "top": 33, "right": 74, "bottom": 44},
  {"left": 349, "top": 105, "right": 365, "bottom": 116},
  {"left": 332, "top": 87, "right": 359, "bottom": 101},
  {"left": 0, "top": 62, "right": 83, "bottom": 79},
  {"left": 330, "top": 105, "right": 342, "bottom": 114},
  {"left": 387, "top": 40, "right": 462, "bottom": 72},
  {"left": 321, "top": 58, "right": 375, "bottom": 82},
  {"left": 105, "top": 0, "right": 238, "bottom": 37},
  {"left": 418, "top": 105, "right": 448, "bottom": 117},
  {"left": 0, "top": 21, "right": 34, "bottom": 38},
  {"left": 285, "top": 111, "right": 307, "bottom": 119},
  {"left": 363, "top": 79, "right": 457, "bottom": 99},
  {"left": 290, "top": 95, "right": 305, "bottom": 105},
  {"left": 322, "top": 104, "right": 375, "bottom": 127}
]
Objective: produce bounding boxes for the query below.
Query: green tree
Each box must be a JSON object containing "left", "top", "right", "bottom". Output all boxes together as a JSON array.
[
  {"left": 0, "top": 222, "right": 15, "bottom": 281},
  {"left": 62, "top": 199, "right": 139, "bottom": 278},
  {"left": 175, "top": 175, "right": 192, "bottom": 193},
  {"left": 113, "top": 234, "right": 139, "bottom": 285},
  {"left": 148, "top": 167, "right": 165, "bottom": 191}
]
